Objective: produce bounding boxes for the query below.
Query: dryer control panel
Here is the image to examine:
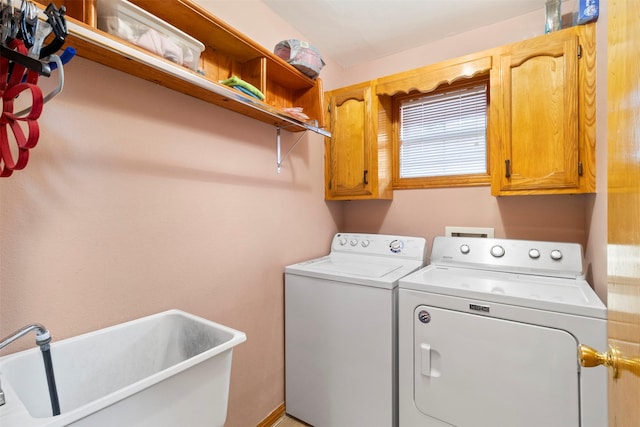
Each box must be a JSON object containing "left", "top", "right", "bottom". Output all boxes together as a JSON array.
[
  {"left": 331, "top": 233, "right": 427, "bottom": 261},
  {"left": 430, "top": 236, "right": 584, "bottom": 278}
]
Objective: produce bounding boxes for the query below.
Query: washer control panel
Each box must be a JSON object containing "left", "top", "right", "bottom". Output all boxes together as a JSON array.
[
  {"left": 433, "top": 236, "right": 584, "bottom": 277},
  {"left": 332, "top": 233, "right": 426, "bottom": 261}
]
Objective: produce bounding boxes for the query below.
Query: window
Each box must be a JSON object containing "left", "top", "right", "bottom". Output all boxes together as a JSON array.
[{"left": 393, "top": 79, "right": 491, "bottom": 189}]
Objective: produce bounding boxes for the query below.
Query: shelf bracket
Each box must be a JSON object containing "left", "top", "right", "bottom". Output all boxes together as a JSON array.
[{"left": 276, "top": 126, "right": 308, "bottom": 173}]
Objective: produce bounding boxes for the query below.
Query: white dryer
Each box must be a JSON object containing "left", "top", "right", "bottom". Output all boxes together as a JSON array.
[
  {"left": 285, "top": 233, "right": 427, "bottom": 427},
  {"left": 398, "top": 236, "right": 607, "bottom": 427}
]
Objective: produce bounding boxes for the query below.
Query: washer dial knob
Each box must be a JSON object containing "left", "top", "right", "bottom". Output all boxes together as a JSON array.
[
  {"left": 550, "top": 249, "right": 563, "bottom": 260},
  {"left": 390, "top": 240, "right": 403, "bottom": 253},
  {"left": 529, "top": 249, "right": 541, "bottom": 259},
  {"left": 339, "top": 237, "right": 348, "bottom": 246},
  {"left": 460, "top": 244, "right": 470, "bottom": 254},
  {"left": 490, "top": 245, "right": 505, "bottom": 258},
  {"left": 350, "top": 239, "right": 358, "bottom": 247},
  {"left": 361, "top": 239, "right": 370, "bottom": 248}
]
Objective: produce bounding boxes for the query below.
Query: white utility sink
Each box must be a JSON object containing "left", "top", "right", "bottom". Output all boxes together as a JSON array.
[{"left": 0, "top": 309, "right": 246, "bottom": 426}]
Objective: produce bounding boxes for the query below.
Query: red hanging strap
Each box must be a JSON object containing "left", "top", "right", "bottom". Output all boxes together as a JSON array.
[{"left": 0, "top": 39, "right": 44, "bottom": 177}]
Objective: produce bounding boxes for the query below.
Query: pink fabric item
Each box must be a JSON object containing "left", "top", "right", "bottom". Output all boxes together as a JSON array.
[
  {"left": 161, "top": 36, "right": 183, "bottom": 65},
  {"left": 136, "top": 30, "right": 184, "bottom": 66},
  {"left": 135, "top": 29, "right": 163, "bottom": 56},
  {"left": 274, "top": 40, "right": 324, "bottom": 79},
  {"left": 274, "top": 45, "right": 291, "bottom": 61}
]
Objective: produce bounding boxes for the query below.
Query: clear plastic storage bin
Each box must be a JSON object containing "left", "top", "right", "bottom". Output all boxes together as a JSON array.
[{"left": 97, "top": 0, "right": 204, "bottom": 71}]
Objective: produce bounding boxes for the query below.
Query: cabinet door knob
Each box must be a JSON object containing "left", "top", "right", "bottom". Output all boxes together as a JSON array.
[
  {"left": 505, "top": 159, "right": 511, "bottom": 178},
  {"left": 363, "top": 169, "right": 369, "bottom": 185}
]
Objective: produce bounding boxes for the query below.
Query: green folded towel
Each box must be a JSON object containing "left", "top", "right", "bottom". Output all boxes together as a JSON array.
[{"left": 220, "top": 76, "right": 265, "bottom": 101}]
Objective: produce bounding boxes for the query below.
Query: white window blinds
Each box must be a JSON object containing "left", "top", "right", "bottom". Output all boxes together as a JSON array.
[{"left": 399, "top": 83, "right": 487, "bottom": 178}]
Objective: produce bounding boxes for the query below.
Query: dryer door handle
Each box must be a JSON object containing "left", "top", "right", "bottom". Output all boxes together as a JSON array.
[
  {"left": 420, "top": 343, "right": 431, "bottom": 377},
  {"left": 579, "top": 344, "right": 640, "bottom": 379}
]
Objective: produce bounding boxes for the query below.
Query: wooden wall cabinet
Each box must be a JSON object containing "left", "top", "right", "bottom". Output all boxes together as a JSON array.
[
  {"left": 324, "top": 54, "right": 491, "bottom": 201},
  {"left": 50, "top": 0, "right": 327, "bottom": 135},
  {"left": 323, "top": 23, "right": 596, "bottom": 200},
  {"left": 324, "top": 81, "right": 393, "bottom": 200},
  {"left": 490, "top": 24, "right": 596, "bottom": 196}
]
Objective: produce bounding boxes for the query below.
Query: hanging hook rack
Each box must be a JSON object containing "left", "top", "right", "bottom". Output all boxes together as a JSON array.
[
  {"left": 1, "top": 0, "right": 70, "bottom": 177},
  {"left": 276, "top": 125, "right": 309, "bottom": 174}
]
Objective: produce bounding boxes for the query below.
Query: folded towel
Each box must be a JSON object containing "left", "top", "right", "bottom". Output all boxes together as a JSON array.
[
  {"left": 233, "top": 85, "right": 262, "bottom": 100},
  {"left": 220, "top": 76, "right": 265, "bottom": 101}
]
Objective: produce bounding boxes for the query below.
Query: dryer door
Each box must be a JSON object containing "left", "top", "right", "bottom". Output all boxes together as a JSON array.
[{"left": 414, "top": 305, "right": 580, "bottom": 427}]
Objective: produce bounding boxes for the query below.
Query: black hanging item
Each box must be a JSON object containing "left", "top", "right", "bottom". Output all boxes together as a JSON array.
[
  {"left": 0, "top": 44, "right": 50, "bottom": 75},
  {"left": 1, "top": 1, "right": 17, "bottom": 44},
  {"left": 17, "top": 0, "right": 37, "bottom": 48},
  {"left": 38, "top": 3, "right": 66, "bottom": 59}
]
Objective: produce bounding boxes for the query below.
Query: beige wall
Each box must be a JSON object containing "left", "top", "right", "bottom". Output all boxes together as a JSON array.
[{"left": 0, "top": 1, "right": 608, "bottom": 426}]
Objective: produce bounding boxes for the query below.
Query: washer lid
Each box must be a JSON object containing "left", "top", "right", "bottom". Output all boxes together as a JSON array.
[
  {"left": 310, "top": 258, "right": 403, "bottom": 277},
  {"left": 286, "top": 255, "right": 423, "bottom": 289},
  {"left": 399, "top": 265, "right": 607, "bottom": 318}
]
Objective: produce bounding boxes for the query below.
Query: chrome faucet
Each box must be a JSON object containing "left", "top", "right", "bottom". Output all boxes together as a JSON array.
[
  {"left": 0, "top": 323, "right": 51, "bottom": 351},
  {"left": 0, "top": 323, "right": 52, "bottom": 407}
]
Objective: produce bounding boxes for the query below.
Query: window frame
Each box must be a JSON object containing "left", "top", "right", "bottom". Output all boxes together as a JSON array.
[{"left": 391, "top": 77, "right": 492, "bottom": 190}]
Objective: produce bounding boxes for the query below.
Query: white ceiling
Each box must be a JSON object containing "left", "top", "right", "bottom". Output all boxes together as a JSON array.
[{"left": 263, "top": 0, "right": 546, "bottom": 68}]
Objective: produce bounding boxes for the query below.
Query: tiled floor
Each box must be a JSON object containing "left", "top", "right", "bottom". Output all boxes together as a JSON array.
[{"left": 272, "top": 414, "right": 311, "bottom": 427}]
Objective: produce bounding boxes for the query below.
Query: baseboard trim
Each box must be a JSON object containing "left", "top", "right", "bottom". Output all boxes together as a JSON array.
[{"left": 257, "top": 402, "right": 286, "bottom": 427}]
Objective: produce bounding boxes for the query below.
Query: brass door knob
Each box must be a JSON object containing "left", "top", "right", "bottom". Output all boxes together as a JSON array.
[{"left": 578, "top": 344, "right": 640, "bottom": 378}]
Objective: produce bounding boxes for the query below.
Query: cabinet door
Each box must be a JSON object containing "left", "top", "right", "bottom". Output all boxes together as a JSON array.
[
  {"left": 493, "top": 30, "right": 582, "bottom": 194},
  {"left": 325, "top": 82, "right": 388, "bottom": 200}
]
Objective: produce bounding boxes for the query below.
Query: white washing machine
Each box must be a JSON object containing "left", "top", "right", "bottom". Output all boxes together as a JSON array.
[
  {"left": 398, "top": 236, "right": 607, "bottom": 427},
  {"left": 285, "top": 233, "right": 427, "bottom": 427}
]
